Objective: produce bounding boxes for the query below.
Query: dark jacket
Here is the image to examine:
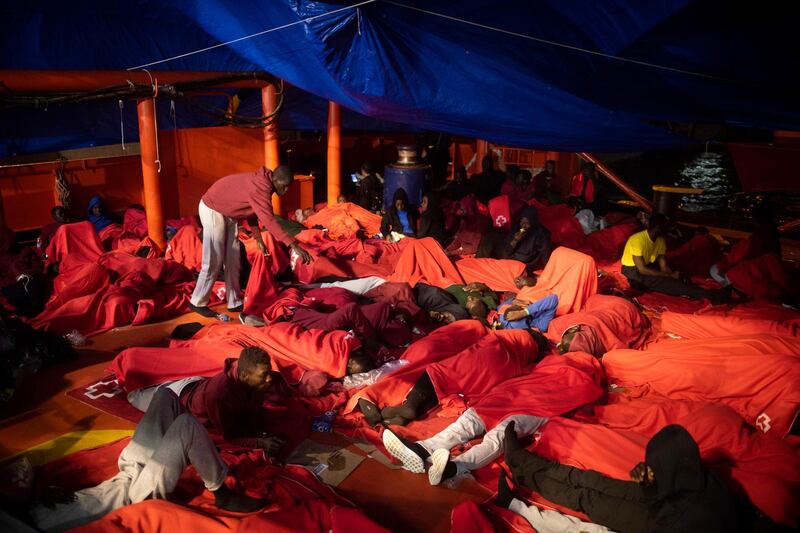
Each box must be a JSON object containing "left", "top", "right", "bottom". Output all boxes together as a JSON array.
[
  {"left": 417, "top": 192, "right": 448, "bottom": 246},
  {"left": 645, "top": 425, "right": 737, "bottom": 533},
  {"left": 505, "top": 206, "right": 552, "bottom": 268}
]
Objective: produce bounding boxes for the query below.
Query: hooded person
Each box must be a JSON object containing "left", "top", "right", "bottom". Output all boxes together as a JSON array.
[
  {"left": 87, "top": 195, "right": 115, "bottom": 232},
  {"left": 503, "top": 423, "right": 738, "bottom": 533},
  {"left": 417, "top": 191, "right": 448, "bottom": 246},
  {"left": 381, "top": 187, "right": 419, "bottom": 241},
  {"left": 477, "top": 206, "right": 552, "bottom": 269}
]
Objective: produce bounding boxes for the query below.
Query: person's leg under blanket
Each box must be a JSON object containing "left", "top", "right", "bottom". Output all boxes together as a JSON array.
[
  {"left": 126, "top": 377, "right": 205, "bottom": 412},
  {"left": 292, "top": 302, "right": 377, "bottom": 338},
  {"left": 622, "top": 265, "right": 724, "bottom": 303},
  {"left": 31, "top": 389, "right": 259, "bottom": 532},
  {"left": 504, "top": 424, "right": 648, "bottom": 533}
]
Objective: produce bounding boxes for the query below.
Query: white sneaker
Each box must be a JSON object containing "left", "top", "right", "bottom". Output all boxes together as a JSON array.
[
  {"left": 428, "top": 448, "right": 450, "bottom": 486},
  {"left": 239, "top": 313, "right": 265, "bottom": 327},
  {"left": 382, "top": 429, "right": 425, "bottom": 474}
]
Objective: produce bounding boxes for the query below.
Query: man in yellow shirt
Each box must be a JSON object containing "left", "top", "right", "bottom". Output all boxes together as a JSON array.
[{"left": 621, "top": 214, "right": 728, "bottom": 304}]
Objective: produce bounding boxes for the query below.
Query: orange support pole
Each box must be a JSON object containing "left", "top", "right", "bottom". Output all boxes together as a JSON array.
[
  {"left": 578, "top": 152, "right": 653, "bottom": 212},
  {"left": 476, "top": 139, "right": 488, "bottom": 169},
  {"left": 262, "top": 84, "right": 282, "bottom": 215},
  {"left": 136, "top": 98, "right": 166, "bottom": 250},
  {"left": 327, "top": 101, "right": 342, "bottom": 206}
]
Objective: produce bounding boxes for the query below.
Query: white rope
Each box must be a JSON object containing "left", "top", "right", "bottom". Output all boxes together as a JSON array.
[
  {"left": 118, "top": 99, "right": 126, "bottom": 152},
  {"left": 126, "top": 0, "right": 377, "bottom": 71},
  {"left": 383, "top": 0, "right": 735, "bottom": 83}
]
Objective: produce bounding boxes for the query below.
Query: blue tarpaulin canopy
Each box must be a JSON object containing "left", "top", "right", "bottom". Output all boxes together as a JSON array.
[{"left": 2, "top": 1, "right": 798, "bottom": 157}]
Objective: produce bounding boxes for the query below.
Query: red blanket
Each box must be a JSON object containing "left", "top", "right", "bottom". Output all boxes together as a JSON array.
[
  {"left": 454, "top": 257, "right": 526, "bottom": 293},
  {"left": 473, "top": 351, "right": 604, "bottom": 429},
  {"left": 514, "top": 247, "right": 598, "bottom": 316},
  {"left": 427, "top": 329, "right": 539, "bottom": 402},
  {"left": 387, "top": 237, "right": 465, "bottom": 288},
  {"left": 164, "top": 225, "right": 203, "bottom": 272},
  {"left": 666, "top": 233, "right": 721, "bottom": 277},
  {"left": 726, "top": 253, "right": 796, "bottom": 300},
  {"left": 344, "top": 321, "right": 490, "bottom": 414},
  {"left": 546, "top": 294, "right": 651, "bottom": 351},
  {"left": 602, "top": 335, "right": 800, "bottom": 438},
  {"left": 122, "top": 207, "right": 148, "bottom": 239},
  {"left": 45, "top": 221, "right": 104, "bottom": 265}
]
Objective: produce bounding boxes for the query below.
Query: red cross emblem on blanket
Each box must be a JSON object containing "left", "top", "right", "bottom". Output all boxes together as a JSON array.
[
  {"left": 84, "top": 378, "right": 123, "bottom": 400},
  {"left": 755, "top": 412, "right": 772, "bottom": 433}
]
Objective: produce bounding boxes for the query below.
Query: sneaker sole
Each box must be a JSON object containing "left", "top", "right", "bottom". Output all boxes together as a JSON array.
[
  {"left": 382, "top": 429, "right": 425, "bottom": 474},
  {"left": 428, "top": 448, "right": 449, "bottom": 485}
]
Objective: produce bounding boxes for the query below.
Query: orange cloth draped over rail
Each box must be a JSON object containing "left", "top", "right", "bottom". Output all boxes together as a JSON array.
[
  {"left": 344, "top": 321, "right": 490, "bottom": 414},
  {"left": 661, "top": 310, "right": 799, "bottom": 339},
  {"left": 602, "top": 335, "right": 800, "bottom": 438},
  {"left": 513, "top": 246, "right": 598, "bottom": 316},
  {"left": 303, "top": 202, "right": 382, "bottom": 240},
  {"left": 387, "top": 237, "right": 465, "bottom": 288},
  {"left": 535, "top": 398, "right": 800, "bottom": 525},
  {"left": 546, "top": 294, "right": 651, "bottom": 351},
  {"left": 454, "top": 257, "right": 526, "bottom": 293}
]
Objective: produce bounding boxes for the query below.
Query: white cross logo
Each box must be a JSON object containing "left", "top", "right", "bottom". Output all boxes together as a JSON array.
[
  {"left": 755, "top": 412, "right": 772, "bottom": 433},
  {"left": 84, "top": 379, "right": 122, "bottom": 400},
  {"left": 495, "top": 215, "right": 508, "bottom": 228}
]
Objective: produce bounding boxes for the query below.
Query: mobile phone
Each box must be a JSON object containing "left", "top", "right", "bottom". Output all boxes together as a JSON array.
[{"left": 351, "top": 173, "right": 359, "bottom": 183}]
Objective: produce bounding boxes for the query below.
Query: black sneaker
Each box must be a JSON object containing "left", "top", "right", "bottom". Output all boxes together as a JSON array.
[{"left": 188, "top": 302, "right": 218, "bottom": 318}]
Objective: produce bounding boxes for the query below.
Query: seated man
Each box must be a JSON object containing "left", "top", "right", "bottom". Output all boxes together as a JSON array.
[
  {"left": 30, "top": 388, "right": 266, "bottom": 531},
  {"left": 127, "top": 346, "right": 287, "bottom": 454},
  {"left": 621, "top": 213, "right": 728, "bottom": 304},
  {"left": 503, "top": 423, "right": 737, "bottom": 533},
  {"left": 381, "top": 351, "right": 603, "bottom": 485},
  {"left": 38, "top": 206, "right": 69, "bottom": 253},
  {"left": 358, "top": 328, "right": 546, "bottom": 427}
]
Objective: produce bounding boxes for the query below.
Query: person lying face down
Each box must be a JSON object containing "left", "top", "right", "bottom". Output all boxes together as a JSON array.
[
  {"left": 127, "top": 346, "right": 287, "bottom": 454},
  {"left": 502, "top": 423, "right": 738, "bottom": 533},
  {"left": 28, "top": 386, "right": 270, "bottom": 532},
  {"left": 357, "top": 328, "right": 548, "bottom": 427}
]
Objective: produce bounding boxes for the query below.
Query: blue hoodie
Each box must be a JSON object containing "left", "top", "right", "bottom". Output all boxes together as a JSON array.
[{"left": 87, "top": 195, "right": 115, "bottom": 231}]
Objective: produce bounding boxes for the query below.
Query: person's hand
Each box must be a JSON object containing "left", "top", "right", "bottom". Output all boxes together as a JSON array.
[
  {"left": 40, "top": 486, "right": 77, "bottom": 508},
  {"left": 629, "top": 462, "right": 654, "bottom": 485},
  {"left": 670, "top": 271, "right": 681, "bottom": 280},
  {"left": 291, "top": 243, "right": 313, "bottom": 264},
  {"left": 512, "top": 298, "right": 532, "bottom": 307},
  {"left": 256, "top": 239, "right": 269, "bottom": 257},
  {"left": 504, "top": 308, "right": 527, "bottom": 322},
  {"left": 258, "top": 436, "right": 287, "bottom": 457}
]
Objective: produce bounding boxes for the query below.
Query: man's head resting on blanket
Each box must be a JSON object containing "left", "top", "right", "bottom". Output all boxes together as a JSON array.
[
  {"left": 514, "top": 273, "right": 538, "bottom": 290},
  {"left": 346, "top": 348, "right": 376, "bottom": 376},
  {"left": 271, "top": 165, "right": 294, "bottom": 196},
  {"left": 238, "top": 346, "right": 274, "bottom": 392},
  {"left": 465, "top": 296, "right": 489, "bottom": 320}
]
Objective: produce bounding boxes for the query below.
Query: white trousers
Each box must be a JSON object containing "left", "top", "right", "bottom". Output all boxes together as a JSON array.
[
  {"left": 509, "top": 498, "right": 612, "bottom": 533},
  {"left": 319, "top": 276, "right": 387, "bottom": 295},
  {"left": 190, "top": 200, "right": 242, "bottom": 308},
  {"left": 31, "top": 389, "right": 227, "bottom": 532},
  {"left": 418, "top": 408, "right": 547, "bottom": 474}
]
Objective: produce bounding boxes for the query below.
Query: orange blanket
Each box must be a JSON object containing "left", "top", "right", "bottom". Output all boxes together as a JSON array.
[
  {"left": 602, "top": 335, "right": 800, "bottom": 438},
  {"left": 661, "top": 310, "right": 799, "bottom": 339},
  {"left": 387, "top": 237, "right": 465, "bottom": 288},
  {"left": 546, "top": 294, "right": 651, "bottom": 351},
  {"left": 454, "top": 257, "right": 526, "bottom": 292},
  {"left": 303, "top": 202, "right": 382, "bottom": 240},
  {"left": 513, "top": 247, "right": 597, "bottom": 316}
]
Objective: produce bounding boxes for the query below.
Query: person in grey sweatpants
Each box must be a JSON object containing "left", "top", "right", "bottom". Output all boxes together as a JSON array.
[{"left": 30, "top": 388, "right": 264, "bottom": 532}]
